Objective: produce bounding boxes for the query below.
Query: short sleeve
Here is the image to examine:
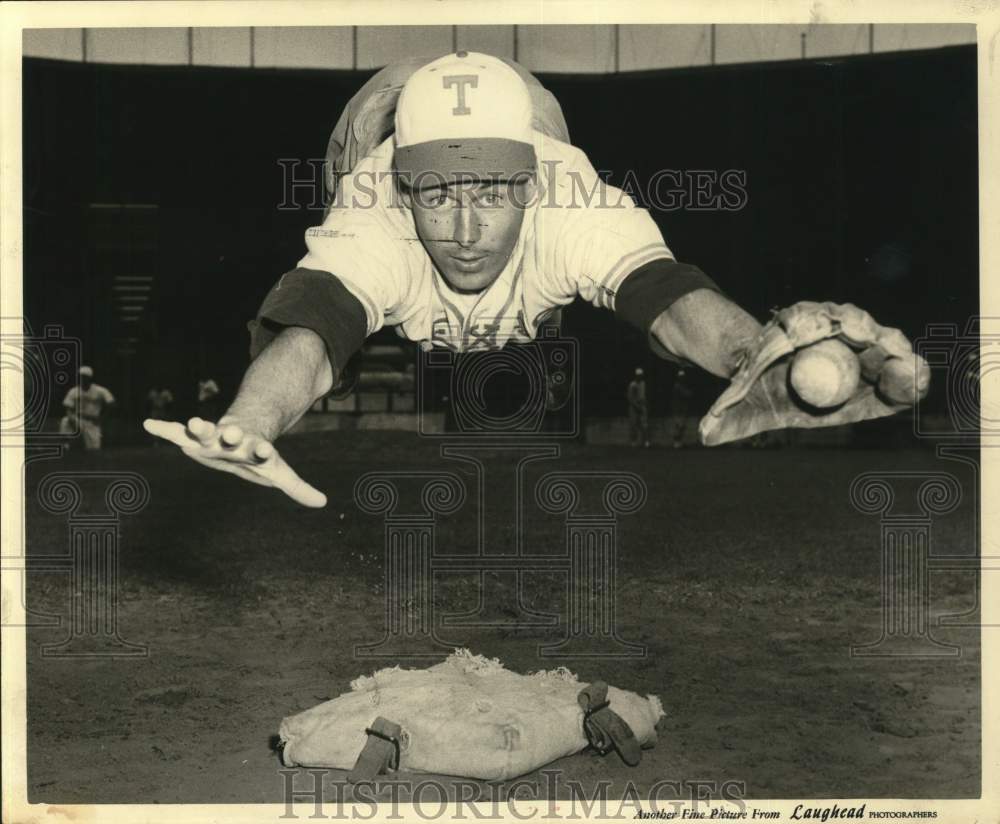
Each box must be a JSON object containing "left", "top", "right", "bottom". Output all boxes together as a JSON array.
[
  {"left": 247, "top": 268, "right": 368, "bottom": 374},
  {"left": 62, "top": 387, "right": 77, "bottom": 407},
  {"left": 298, "top": 205, "right": 411, "bottom": 337},
  {"left": 248, "top": 204, "right": 413, "bottom": 373},
  {"left": 101, "top": 386, "right": 116, "bottom": 405},
  {"left": 553, "top": 183, "right": 674, "bottom": 311}
]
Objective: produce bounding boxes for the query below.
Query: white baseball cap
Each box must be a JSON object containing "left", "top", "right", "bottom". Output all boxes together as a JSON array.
[
  {"left": 394, "top": 51, "right": 536, "bottom": 189},
  {"left": 79, "top": 365, "right": 94, "bottom": 377}
]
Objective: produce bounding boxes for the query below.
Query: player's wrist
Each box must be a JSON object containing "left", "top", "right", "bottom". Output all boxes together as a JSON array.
[{"left": 217, "top": 411, "right": 278, "bottom": 444}]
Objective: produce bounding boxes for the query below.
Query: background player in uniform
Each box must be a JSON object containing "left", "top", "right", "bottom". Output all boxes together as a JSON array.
[
  {"left": 60, "top": 365, "right": 115, "bottom": 451},
  {"left": 627, "top": 368, "right": 650, "bottom": 448},
  {"left": 144, "top": 51, "right": 927, "bottom": 505},
  {"left": 197, "top": 377, "right": 222, "bottom": 421},
  {"left": 670, "top": 367, "right": 693, "bottom": 448}
]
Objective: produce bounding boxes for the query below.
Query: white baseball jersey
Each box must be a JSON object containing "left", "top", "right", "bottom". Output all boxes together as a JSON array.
[
  {"left": 295, "top": 131, "right": 674, "bottom": 353},
  {"left": 63, "top": 384, "right": 114, "bottom": 420}
]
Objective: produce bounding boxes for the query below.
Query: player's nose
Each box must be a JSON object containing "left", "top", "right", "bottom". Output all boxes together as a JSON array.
[{"left": 453, "top": 203, "right": 482, "bottom": 248}]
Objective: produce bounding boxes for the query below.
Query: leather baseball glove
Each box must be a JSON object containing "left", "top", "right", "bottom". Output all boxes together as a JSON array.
[{"left": 699, "top": 301, "right": 930, "bottom": 446}]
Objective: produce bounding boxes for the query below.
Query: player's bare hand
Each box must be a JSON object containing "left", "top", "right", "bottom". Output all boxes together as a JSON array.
[{"left": 142, "top": 417, "right": 327, "bottom": 508}]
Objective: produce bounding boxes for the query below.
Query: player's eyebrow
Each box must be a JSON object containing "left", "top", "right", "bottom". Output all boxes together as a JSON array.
[{"left": 446, "top": 181, "right": 504, "bottom": 193}]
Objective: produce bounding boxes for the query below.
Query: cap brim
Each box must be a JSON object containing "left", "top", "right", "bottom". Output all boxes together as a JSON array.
[{"left": 394, "top": 138, "right": 535, "bottom": 190}]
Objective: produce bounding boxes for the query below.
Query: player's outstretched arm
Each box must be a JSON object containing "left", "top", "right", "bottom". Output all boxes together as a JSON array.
[
  {"left": 649, "top": 288, "right": 763, "bottom": 378},
  {"left": 143, "top": 327, "right": 333, "bottom": 508}
]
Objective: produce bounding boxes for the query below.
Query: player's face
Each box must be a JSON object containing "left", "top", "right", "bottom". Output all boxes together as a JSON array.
[{"left": 408, "top": 179, "right": 531, "bottom": 293}]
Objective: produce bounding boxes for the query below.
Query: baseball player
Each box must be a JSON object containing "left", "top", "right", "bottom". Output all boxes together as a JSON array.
[
  {"left": 626, "top": 368, "right": 650, "bottom": 448},
  {"left": 144, "top": 51, "right": 928, "bottom": 506},
  {"left": 670, "top": 368, "right": 693, "bottom": 448},
  {"left": 197, "top": 377, "right": 221, "bottom": 421},
  {"left": 61, "top": 365, "right": 115, "bottom": 450}
]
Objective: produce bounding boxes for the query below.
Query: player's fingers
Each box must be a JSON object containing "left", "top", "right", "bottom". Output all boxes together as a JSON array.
[
  {"left": 253, "top": 440, "right": 275, "bottom": 462},
  {"left": 182, "top": 450, "right": 273, "bottom": 487},
  {"left": 261, "top": 459, "right": 327, "bottom": 508},
  {"left": 277, "top": 475, "right": 328, "bottom": 508},
  {"left": 878, "top": 352, "right": 931, "bottom": 405},
  {"left": 219, "top": 424, "right": 245, "bottom": 448},
  {"left": 142, "top": 419, "right": 194, "bottom": 448},
  {"left": 186, "top": 417, "right": 217, "bottom": 445}
]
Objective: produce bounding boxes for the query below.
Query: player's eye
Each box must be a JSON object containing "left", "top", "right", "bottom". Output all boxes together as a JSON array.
[
  {"left": 425, "top": 192, "right": 451, "bottom": 208},
  {"left": 478, "top": 192, "right": 504, "bottom": 207}
]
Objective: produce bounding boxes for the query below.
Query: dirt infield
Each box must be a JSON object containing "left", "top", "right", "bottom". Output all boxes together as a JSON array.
[{"left": 24, "top": 432, "right": 980, "bottom": 803}]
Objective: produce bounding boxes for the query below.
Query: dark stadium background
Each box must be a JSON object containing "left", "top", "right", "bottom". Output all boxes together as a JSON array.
[{"left": 22, "top": 45, "right": 978, "bottom": 434}]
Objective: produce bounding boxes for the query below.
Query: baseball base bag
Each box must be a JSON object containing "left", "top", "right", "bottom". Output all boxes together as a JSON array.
[{"left": 278, "top": 649, "right": 665, "bottom": 781}]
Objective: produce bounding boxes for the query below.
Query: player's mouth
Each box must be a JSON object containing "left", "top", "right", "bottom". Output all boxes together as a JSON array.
[{"left": 449, "top": 253, "right": 488, "bottom": 273}]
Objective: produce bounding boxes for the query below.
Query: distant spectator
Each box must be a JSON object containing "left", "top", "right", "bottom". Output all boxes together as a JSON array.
[
  {"left": 60, "top": 365, "right": 115, "bottom": 450},
  {"left": 670, "top": 367, "right": 693, "bottom": 448},
  {"left": 627, "top": 367, "right": 650, "bottom": 448},
  {"left": 197, "top": 377, "right": 221, "bottom": 421}
]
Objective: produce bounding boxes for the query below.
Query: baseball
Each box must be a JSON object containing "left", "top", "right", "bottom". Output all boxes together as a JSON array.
[{"left": 789, "top": 339, "right": 861, "bottom": 408}]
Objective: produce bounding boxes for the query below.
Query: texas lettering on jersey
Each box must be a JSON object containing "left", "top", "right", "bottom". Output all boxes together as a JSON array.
[
  {"left": 298, "top": 130, "right": 673, "bottom": 354},
  {"left": 424, "top": 306, "right": 557, "bottom": 352}
]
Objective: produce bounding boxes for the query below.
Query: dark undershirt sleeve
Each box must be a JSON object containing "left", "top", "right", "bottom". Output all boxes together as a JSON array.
[
  {"left": 614, "top": 259, "right": 722, "bottom": 361},
  {"left": 246, "top": 268, "right": 368, "bottom": 379}
]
